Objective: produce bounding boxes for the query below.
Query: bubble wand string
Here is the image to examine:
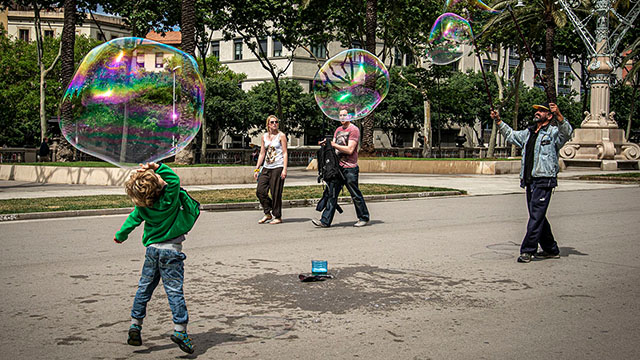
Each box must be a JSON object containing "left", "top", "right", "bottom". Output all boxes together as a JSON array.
[{"left": 471, "top": 35, "right": 494, "bottom": 112}]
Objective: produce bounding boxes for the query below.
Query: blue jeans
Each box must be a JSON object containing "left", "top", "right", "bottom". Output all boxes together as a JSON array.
[
  {"left": 131, "top": 247, "right": 189, "bottom": 325},
  {"left": 320, "top": 166, "right": 370, "bottom": 226}
]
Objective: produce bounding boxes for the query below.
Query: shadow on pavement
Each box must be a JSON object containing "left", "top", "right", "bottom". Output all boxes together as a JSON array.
[
  {"left": 559, "top": 246, "right": 589, "bottom": 257},
  {"left": 133, "top": 330, "right": 248, "bottom": 358}
]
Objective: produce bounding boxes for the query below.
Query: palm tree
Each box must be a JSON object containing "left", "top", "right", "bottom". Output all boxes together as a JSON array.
[
  {"left": 175, "top": 0, "right": 197, "bottom": 164},
  {"left": 486, "top": 0, "right": 568, "bottom": 103},
  {"left": 58, "top": 0, "right": 77, "bottom": 161},
  {"left": 361, "top": 0, "right": 377, "bottom": 155}
]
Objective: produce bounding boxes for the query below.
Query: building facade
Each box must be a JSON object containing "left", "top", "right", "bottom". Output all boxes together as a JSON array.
[
  {"left": 4, "top": 7, "right": 130, "bottom": 43},
  {"left": 202, "top": 30, "right": 584, "bottom": 150}
]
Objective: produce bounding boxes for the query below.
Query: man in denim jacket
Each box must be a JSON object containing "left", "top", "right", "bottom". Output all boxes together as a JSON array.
[{"left": 491, "top": 103, "right": 572, "bottom": 263}]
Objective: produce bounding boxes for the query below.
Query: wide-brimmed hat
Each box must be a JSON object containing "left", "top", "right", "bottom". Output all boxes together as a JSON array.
[{"left": 532, "top": 103, "right": 551, "bottom": 112}]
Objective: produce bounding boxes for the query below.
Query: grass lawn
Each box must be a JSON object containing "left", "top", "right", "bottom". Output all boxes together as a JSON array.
[
  {"left": 360, "top": 157, "right": 518, "bottom": 161},
  {"left": 0, "top": 184, "right": 463, "bottom": 215},
  {"left": 578, "top": 172, "right": 640, "bottom": 182},
  {"left": 10, "top": 162, "right": 243, "bottom": 167}
]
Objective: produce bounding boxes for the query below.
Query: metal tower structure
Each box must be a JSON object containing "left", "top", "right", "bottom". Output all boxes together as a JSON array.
[{"left": 557, "top": 0, "right": 640, "bottom": 169}]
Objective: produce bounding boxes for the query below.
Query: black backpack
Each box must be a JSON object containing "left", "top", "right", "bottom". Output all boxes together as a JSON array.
[{"left": 316, "top": 140, "right": 344, "bottom": 183}]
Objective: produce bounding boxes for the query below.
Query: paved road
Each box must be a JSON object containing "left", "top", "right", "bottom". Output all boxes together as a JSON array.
[{"left": 1, "top": 187, "right": 639, "bottom": 359}]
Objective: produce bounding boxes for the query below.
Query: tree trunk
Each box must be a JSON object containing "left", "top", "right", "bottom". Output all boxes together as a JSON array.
[
  {"left": 487, "top": 47, "right": 505, "bottom": 158},
  {"left": 511, "top": 49, "right": 525, "bottom": 157},
  {"left": 181, "top": 0, "right": 196, "bottom": 57},
  {"left": 175, "top": 0, "right": 197, "bottom": 164},
  {"left": 360, "top": 0, "right": 377, "bottom": 155},
  {"left": 544, "top": 11, "right": 557, "bottom": 103},
  {"left": 422, "top": 98, "right": 432, "bottom": 158}
]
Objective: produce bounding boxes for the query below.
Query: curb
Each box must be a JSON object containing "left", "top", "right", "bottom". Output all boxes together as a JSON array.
[{"left": 0, "top": 190, "right": 464, "bottom": 222}]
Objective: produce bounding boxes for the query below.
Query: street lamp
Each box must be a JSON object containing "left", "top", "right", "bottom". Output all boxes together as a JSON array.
[{"left": 172, "top": 65, "right": 182, "bottom": 150}]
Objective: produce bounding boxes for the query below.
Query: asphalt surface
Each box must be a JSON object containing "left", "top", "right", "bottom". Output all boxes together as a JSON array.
[{"left": 1, "top": 179, "right": 639, "bottom": 359}]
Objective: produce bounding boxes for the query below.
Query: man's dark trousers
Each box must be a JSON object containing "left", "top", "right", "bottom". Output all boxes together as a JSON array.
[
  {"left": 521, "top": 179, "right": 560, "bottom": 255},
  {"left": 320, "top": 166, "right": 370, "bottom": 226}
]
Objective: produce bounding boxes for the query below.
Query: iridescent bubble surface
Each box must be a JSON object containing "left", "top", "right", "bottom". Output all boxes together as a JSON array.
[
  {"left": 59, "top": 37, "right": 204, "bottom": 168},
  {"left": 313, "top": 49, "right": 390, "bottom": 121},
  {"left": 427, "top": 13, "right": 474, "bottom": 65}
]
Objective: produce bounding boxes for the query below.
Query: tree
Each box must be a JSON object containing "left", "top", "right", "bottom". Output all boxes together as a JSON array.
[
  {"left": 374, "top": 67, "right": 424, "bottom": 147},
  {"left": 246, "top": 79, "right": 324, "bottom": 140},
  {"left": 102, "top": 0, "right": 181, "bottom": 37}
]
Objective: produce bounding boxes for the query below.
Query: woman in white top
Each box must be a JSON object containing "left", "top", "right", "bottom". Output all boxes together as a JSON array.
[{"left": 254, "top": 115, "right": 288, "bottom": 224}]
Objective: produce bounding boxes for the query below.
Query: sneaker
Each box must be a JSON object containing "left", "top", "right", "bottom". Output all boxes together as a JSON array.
[
  {"left": 517, "top": 253, "right": 532, "bottom": 263},
  {"left": 353, "top": 220, "right": 368, "bottom": 227},
  {"left": 170, "top": 331, "right": 194, "bottom": 354},
  {"left": 127, "top": 324, "right": 142, "bottom": 346},
  {"left": 535, "top": 250, "right": 560, "bottom": 259},
  {"left": 258, "top": 214, "right": 272, "bottom": 224},
  {"left": 311, "top": 219, "right": 329, "bottom": 228}
]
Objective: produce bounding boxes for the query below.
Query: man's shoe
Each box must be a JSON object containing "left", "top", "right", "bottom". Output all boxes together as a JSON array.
[
  {"left": 353, "top": 220, "right": 368, "bottom": 227},
  {"left": 517, "top": 253, "right": 532, "bottom": 263},
  {"left": 127, "top": 324, "right": 142, "bottom": 346},
  {"left": 311, "top": 219, "right": 329, "bottom": 228},
  {"left": 535, "top": 250, "right": 560, "bottom": 259},
  {"left": 170, "top": 331, "right": 194, "bottom": 354}
]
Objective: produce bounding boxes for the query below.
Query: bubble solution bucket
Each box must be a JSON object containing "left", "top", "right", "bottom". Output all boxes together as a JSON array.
[{"left": 311, "top": 260, "right": 328, "bottom": 275}]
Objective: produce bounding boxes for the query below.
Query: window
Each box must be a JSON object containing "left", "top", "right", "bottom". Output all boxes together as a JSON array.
[
  {"left": 310, "top": 43, "right": 327, "bottom": 59},
  {"left": 450, "top": 60, "right": 460, "bottom": 71},
  {"left": 155, "top": 52, "right": 164, "bottom": 68},
  {"left": 351, "top": 40, "right": 361, "bottom": 49},
  {"left": 273, "top": 38, "right": 282, "bottom": 57},
  {"left": 44, "top": 30, "right": 54, "bottom": 38},
  {"left": 394, "top": 49, "right": 403, "bottom": 66},
  {"left": 97, "top": 33, "right": 106, "bottom": 42},
  {"left": 19, "top": 29, "right": 29, "bottom": 42},
  {"left": 534, "top": 68, "right": 545, "bottom": 89},
  {"left": 558, "top": 71, "right": 572, "bottom": 87},
  {"left": 559, "top": 55, "right": 570, "bottom": 66},
  {"left": 258, "top": 38, "right": 267, "bottom": 56},
  {"left": 405, "top": 52, "right": 414, "bottom": 66},
  {"left": 136, "top": 53, "right": 145, "bottom": 68},
  {"left": 482, "top": 59, "right": 498, "bottom": 73},
  {"left": 234, "top": 39, "right": 243, "bottom": 60},
  {"left": 210, "top": 41, "right": 219, "bottom": 59}
]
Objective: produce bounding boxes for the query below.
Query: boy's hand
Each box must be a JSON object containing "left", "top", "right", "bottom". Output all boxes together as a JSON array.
[
  {"left": 137, "top": 162, "right": 160, "bottom": 172},
  {"left": 114, "top": 237, "right": 123, "bottom": 244}
]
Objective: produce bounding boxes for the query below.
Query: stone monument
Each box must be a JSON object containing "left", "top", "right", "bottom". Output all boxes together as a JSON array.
[{"left": 557, "top": 0, "right": 640, "bottom": 170}]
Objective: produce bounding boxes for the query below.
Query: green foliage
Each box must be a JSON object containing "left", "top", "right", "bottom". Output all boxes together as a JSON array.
[
  {"left": 246, "top": 79, "right": 324, "bottom": 138},
  {"left": 0, "top": 34, "right": 101, "bottom": 147},
  {"left": 375, "top": 67, "right": 424, "bottom": 140}
]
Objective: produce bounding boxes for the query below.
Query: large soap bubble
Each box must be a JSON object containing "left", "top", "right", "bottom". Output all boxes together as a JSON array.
[
  {"left": 427, "top": 13, "right": 474, "bottom": 65},
  {"left": 59, "top": 37, "right": 204, "bottom": 168},
  {"left": 313, "top": 49, "right": 389, "bottom": 121}
]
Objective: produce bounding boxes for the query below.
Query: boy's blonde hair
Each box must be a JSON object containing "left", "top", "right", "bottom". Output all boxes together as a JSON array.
[{"left": 125, "top": 169, "right": 163, "bottom": 207}]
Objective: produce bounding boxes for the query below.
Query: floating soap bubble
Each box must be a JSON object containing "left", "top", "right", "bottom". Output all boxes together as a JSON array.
[
  {"left": 427, "top": 13, "right": 474, "bottom": 65},
  {"left": 59, "top": 37, "right": 204, "bottom": 168},
  {"left": 443, "top": 0, "right": 500, "bottom": 21},
  {"left": 313, "top": 49, "right": 389, "bottom": 121}
]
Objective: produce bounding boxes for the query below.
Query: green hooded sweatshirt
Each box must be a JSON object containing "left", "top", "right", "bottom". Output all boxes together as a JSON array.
[{"left": 115, "top": 163, "right": 200, "bottom": 246}]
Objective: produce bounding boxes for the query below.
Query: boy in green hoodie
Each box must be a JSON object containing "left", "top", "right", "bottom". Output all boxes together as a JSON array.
[{"left": 114, "top": 162, "right": 200, "bottom": 354}]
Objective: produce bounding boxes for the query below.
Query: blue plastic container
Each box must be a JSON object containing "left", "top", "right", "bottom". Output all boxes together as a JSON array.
[{"left": 311, "top": 260, "right": 328, "bottom": 275}]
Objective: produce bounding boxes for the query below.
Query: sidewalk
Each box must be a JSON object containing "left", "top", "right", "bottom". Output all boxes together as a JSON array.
[{"left": 0, "top": 167, "right": 637, "bottom": 200}]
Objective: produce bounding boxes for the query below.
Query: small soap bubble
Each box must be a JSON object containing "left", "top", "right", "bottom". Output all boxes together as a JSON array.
[
  {"left": 59, "top": 37, "right": 204, "bottom": 168},
  {"left": 427, "top": 13, "right": 474, "bottom": 65},
  {"left": 313, "top": 49, "right": 389, "bottom": 121}
]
